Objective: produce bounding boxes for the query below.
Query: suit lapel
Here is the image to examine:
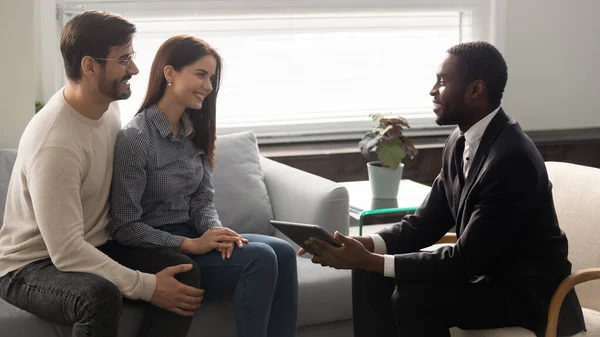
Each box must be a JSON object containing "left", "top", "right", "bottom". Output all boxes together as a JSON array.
[{"left": 456, "top": 109, "right": 510, "bottom": 227}]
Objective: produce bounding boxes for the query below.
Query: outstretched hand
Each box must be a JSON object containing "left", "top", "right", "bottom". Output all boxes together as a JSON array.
[
  {"left": 298, "top": 232, "right": 373, "bottom": 270},
  {"left": 297, "top": 235, "right": 375, "bottom": 255}
]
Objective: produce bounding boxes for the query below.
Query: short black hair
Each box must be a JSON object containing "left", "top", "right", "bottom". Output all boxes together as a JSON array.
[
  {"left": 447, "top": 41, "right": 508, "bottom": 107},
  {"left": 60, "top": 10, "right": 136, "bottom": 81}
]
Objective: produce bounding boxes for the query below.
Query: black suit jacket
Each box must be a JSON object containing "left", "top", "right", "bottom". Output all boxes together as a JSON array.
[{"left": 377, "top": 109, "right": 585, "bottom": 336}]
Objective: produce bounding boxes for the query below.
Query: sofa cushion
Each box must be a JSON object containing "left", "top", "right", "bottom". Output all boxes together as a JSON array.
[
  {"left": 0, "top": 299, "right": 64, "bottom": 337},
  {"left": 0, "top": 149, "right": 18, "bottom": 228},
  {"left": 0, "top": 256, "right": 355, "bottom": 336},
  {"left": 213, "top": 132, "right": 275, "bottom": 235},
  {"left": 296, "top": 257, "right": 353, "bottom": 326},
  {"left": 0, "top": 292, "right": 238, "bottom": 337}
]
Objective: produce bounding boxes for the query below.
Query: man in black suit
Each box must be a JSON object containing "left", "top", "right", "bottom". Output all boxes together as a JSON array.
[{"left": 299, "top": 41, "right": 586, "bottom": 337}]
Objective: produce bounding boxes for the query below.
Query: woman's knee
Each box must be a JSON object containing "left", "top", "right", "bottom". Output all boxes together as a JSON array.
[
  {"left": 245, "top": 242, "right": 278, "bottom": 272},
  {"left": 267, "top": 237, "right": 297, "bottom": 264}
]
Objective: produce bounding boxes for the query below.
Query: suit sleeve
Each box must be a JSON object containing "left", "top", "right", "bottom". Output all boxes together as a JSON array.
[
  {"left": 390, "top": 154, "right": 537, "bottom": 283},
  {"left": 376, "top": 172, "right": 456, "bottom": 255}
]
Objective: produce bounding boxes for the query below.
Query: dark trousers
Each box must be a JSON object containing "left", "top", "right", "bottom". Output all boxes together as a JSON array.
[
  {"left": 0, "top": 240, "right": 201, "bottom": 337},
  {"left": 352, "top": 269, "right": 531, "bottom": 337}
]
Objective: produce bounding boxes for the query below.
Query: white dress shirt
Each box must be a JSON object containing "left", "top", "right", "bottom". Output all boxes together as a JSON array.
[{"left": 370, "top": 106, "right": 501, "bottom": 278}]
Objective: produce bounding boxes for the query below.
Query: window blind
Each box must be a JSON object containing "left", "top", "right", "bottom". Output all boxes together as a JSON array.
[{"left": 61, "top": 1, "right": 474, "bottom": 142}]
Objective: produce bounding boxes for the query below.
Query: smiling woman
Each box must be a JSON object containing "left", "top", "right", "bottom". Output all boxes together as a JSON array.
[
  {"left": 136, "top": 35, "right": 221, "bottom": 162},
  {"left": 107, "top": 33, "right": 300, "bottom": 337}
]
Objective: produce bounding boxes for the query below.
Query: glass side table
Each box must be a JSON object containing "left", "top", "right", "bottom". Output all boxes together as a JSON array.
[{"left": 338, "top": 179, "right": 432, "bottom": 235}]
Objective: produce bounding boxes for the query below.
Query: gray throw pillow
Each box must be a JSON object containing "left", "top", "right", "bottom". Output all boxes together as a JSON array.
[{"left": 212, "top": 131, "right": 274, "bottom": 235}]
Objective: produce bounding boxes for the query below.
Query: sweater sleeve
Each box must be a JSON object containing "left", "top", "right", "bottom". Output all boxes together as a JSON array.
[{"left": 27, "top": 145, "right": 156, "bottom": 301}]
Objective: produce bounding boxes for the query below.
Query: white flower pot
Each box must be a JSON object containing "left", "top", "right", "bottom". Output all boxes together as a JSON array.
[{"left": 367, "top": 162, "right": 404, "bottom": 199}]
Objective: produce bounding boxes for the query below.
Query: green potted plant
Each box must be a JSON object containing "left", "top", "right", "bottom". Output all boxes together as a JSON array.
[
  {"left": 358, "top": 113, "right": 418, "bottom": 199},
  {"left": 35, "top": 101, "right": 45, "bottom": 113}
]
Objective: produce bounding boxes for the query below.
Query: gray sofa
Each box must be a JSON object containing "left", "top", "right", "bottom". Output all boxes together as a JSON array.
[{"left": 0, "top": 131, "right": 354, "bottom": 337}]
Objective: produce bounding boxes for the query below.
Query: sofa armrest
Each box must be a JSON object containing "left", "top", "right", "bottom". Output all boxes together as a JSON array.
[{"left": 260, "top": 157, "right": 349, "bottom": 250}]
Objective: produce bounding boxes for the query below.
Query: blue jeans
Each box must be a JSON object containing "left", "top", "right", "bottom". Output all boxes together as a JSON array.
[{"left": 162, "top": 223, "right": 299, "bottom": 337}]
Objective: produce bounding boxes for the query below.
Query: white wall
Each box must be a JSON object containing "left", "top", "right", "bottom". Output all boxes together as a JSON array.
[
  {"left": 0, "top": 0, "right": 35, "bottom": 149},
  {"left": 501, "top": 0, "right": 600, "bottom": 130}
]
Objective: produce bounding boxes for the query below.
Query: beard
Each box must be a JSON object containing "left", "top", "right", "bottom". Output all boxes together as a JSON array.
[
  {"left": 99, "top": 71, "right": 131, "bottom": 101},
  {"left": 435, "top": 108, "right": 461, "bottom": 126},
  {"left": 435, "top": 86, "right": 467, "bottom": 126},
  {"left": 435, "top": 99, "right": 473, "bottom": 126}
]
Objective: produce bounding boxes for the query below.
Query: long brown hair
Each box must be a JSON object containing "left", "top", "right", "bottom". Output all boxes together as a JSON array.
[{"left": 138, "top": 34, "right": 222, "bottom": 167}]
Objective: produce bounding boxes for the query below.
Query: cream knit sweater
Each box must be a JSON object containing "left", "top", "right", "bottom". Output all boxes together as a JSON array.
[{"left": 0, "top": 89, "right": 155, "bottom": 301}]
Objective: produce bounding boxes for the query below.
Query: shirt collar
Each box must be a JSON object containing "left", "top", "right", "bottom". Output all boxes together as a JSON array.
[
  {"left": 147, "top": 104, "right": 195, "bottom": 139},
  {"left": 181, "top": 112, "right": 195, "bottom": 137},
  {"left": 463, "top": 106, "right": 501, "bottom": 147}
]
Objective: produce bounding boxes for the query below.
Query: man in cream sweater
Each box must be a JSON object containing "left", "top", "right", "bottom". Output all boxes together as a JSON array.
[{"left": 0, "top": 11, "right": 204, "bottom": 337}]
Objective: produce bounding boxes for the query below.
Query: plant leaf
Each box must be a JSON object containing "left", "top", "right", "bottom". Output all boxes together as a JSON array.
[
  {"left": 369, "top": 113, "right": 384, "bottom": 122},
  {"left": 379, "top": 116, "right": 410, "bottom": 128},
  {"left": 374, "top": 124, "right": 393, "bottom": 135},
  {"left": 386, "top": 125, "right": 403, "bottom": 138},
  {"left": 400, "top": 135, "right": 418, "bottom": 158},
  {"left": 377, "top": 142, "right": 406, "bottom": 170},
  {"left": 359, "top": 132, "right": 382, "bottom": 158}
]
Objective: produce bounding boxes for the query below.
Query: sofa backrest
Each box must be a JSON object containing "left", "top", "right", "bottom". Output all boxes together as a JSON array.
[
  {"left": 546, "top": 161, "right": 600, "bottom": 311},
  {"left": 0, "top": 133, "right": 275, "bottom": 236},
  {"left": 0, "top": 149, "right": 18, "bottom": 228}
]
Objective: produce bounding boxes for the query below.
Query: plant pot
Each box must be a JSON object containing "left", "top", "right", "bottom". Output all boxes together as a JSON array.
[{"left": 367, "top": 161, "right": 404, "bottom": 199}]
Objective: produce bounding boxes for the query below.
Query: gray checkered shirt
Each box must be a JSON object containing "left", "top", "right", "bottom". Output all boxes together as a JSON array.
[{"left": 109, "top": 104, "right": 221, "bottom": 249}]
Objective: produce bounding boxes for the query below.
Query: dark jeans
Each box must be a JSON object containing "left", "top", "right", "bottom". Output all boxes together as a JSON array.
[
  {"left": 161, "top": 223, "right": 299, "bottom": 337},
  {"left": 352, "top": 269, "right": 529, "bottom": 337},
  {"left": 0, "top": 240, "right": 201, "bottom": 337}
]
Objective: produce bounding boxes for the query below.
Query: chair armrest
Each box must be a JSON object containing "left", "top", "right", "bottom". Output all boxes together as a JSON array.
[
  {"left": 420, "top": 233, "right": 596, "bottom": 337},
  {"left": 260, "top": 157, "right": 349, "bottom": 250},
  {"left": 545, "top": 268, "right": 600, "bottom": 337},
  {"left": 435, "top": 233, "right": 457, "bottom": 244}
]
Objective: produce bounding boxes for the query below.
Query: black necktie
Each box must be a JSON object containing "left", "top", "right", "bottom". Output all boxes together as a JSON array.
[{"left": 455, "top": 135, "right": 465, "bottom": 185}]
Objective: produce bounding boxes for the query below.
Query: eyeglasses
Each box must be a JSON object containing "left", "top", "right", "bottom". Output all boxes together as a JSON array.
[{"left": 94, "top": 52, "right": 136, "bottom": 67}]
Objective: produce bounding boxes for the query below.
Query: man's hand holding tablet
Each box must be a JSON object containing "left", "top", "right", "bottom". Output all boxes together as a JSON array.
[{"left": 270, "top": 220, "right": 383, "bottom": 272}]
